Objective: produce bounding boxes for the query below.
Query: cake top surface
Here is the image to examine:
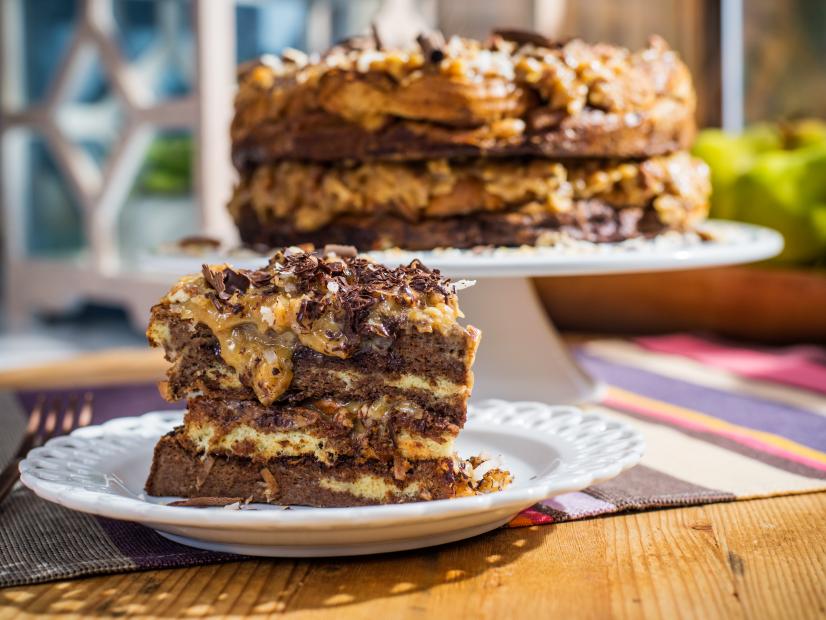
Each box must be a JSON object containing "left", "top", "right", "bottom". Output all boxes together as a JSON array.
[
  {"left": 230, "top": 29, "right": 695, "bottom": 165},
  {"left": 236, "top": 29, "right": 692, "bottom": 116},
  {"left": 241, "top": 29, "right": 669, "bottom": 83},
  {"left": 195, "top": 244, "right": 458, "bottom": 315}
]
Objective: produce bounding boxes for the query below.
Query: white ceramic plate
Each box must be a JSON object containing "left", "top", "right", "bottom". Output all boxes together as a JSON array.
[
  {"left": 140, "top": 220, "right": 782, "bottom": 279},
  {"left": 20, "top": 400, "right": 644, "bottom": 557}
]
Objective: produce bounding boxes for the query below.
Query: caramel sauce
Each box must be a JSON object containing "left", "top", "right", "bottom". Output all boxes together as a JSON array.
[
  {"left": 177, "top": 298, "right": 296, "bottom": 405},
  {"left": 310, "top": 394, "right": 424, "bottom": 422},
  {"left": 166, "top": 264, "right": 462, "bottom": 406}
]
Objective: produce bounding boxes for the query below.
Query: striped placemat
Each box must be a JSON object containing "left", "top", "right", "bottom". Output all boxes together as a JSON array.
[
  {"left": 511, "top": 336, "right": 826, "bottom": 526},
  {"left": 2, "top": 335, "right": 825, "bottom": 586}
]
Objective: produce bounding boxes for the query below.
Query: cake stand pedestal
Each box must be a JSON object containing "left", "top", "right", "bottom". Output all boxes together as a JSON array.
[{"left": 457, "top": 277, "right": 598, "bottom": 403}]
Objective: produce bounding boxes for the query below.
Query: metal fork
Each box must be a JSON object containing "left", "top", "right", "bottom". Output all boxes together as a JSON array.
[{"left": 0, "top": 393, "right": 94, "bottom": 504}]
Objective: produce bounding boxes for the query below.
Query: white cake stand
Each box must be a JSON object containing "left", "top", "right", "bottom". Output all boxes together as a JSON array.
[
  {"left": 366, "top": 220, "right": 783, "bottom": 403},
  {"left": 142, "top": 220, "right": 783, "bottom": 404}
]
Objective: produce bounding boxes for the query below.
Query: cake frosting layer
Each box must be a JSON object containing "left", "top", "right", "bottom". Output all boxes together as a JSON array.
[
  {"left": 150, "top": 306, "right": 477, "bottom": 414},
  {"left": 229, "top": 151, "right": 709, "bottom": 250},
  {"left": 182, "top": 396, "right": 459, "bottom": 464},
  {"left": 231, "top": 33, "right": 695, "bottom": 166},
  {"left": 235, "top": 200, "right": 692, "bottom": 251}
]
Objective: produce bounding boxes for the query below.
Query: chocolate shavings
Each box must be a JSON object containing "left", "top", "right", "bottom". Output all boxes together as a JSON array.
[
  {"left": 224, "top": 269, "right": 251, "bottom": 295},
  {"left": 417, "top": 31, "right": 446, "bottom": 64},
  {"left": 202, "top": 264, "right": 251, "bottom": 298},
  {"left": 168, "top": 497, "right": 245, "bottom": 508},
  {"left": 370, "top": 22, "right": 383, "bottom": 50}
]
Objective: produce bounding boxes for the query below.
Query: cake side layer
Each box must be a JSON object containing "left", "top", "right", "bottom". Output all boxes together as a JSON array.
[
  {"left": 183, "top": 396, "right": 459, "bottom": 464},
  {"left": 232, "top": 34, "right": 695, "bottom": 164},
  {"left": 145, "top": 431, "right": 498, "bottom": 506},
  {"left": 234, "top": 200, "right": 683, "bottom": 251},
  {"left": 149, "top": 305, "right": 478, "bottom": 412},
  {"left": 229, "top": 152, "right": 710, "bottom": 241},
  {"left": 147, "top": 248, "right": 479, "bottom": 407},
  {"left": 233, "top": 98, "right": 694, "bottom": 167}
]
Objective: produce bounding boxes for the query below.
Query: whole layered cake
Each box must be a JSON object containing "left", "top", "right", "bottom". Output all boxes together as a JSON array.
[
  {"left": 144, "top": 245, "right": 510, "bottom": 506},
  {"left": 229, "top": 29, "right": 711, "bottom": 251}
]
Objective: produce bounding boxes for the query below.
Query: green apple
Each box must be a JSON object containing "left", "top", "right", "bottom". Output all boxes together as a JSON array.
[{"left": 693, "top": 121, "right": 826, "bottom": 265}]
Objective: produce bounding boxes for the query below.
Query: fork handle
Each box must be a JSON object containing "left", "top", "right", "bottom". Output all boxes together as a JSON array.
[{"left": 0, "top": 458, "right": 22, "bottom": 505}]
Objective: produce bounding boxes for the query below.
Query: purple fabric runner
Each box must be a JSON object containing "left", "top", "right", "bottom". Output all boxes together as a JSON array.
[
  {"left": 16, "top": 383, "right": 176, "bottom": 426},
  {"left": 575, "top": 351, "right": 826, "bottom": 452},
  {"left": 94, "top": 518, "right": 239, "bottom": 570}
]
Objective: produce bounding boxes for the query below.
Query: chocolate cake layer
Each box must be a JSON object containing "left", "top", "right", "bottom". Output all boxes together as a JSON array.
[
  {"left": 235, "top": 200, "right": 683, "bottom": 252},
  {"left": 147, "top": 248, "right": 479, "bottom": 406},
  {"left": 183, "top": 396, "right": 460, "bottom": 464},
  {"left": 151, "top": 306, "right": 477, "bottom": 413},
  {"left": 232, "top": 34, "right": 695, "bottom": 166},
  {"left": 228, "top": 152, "right": 709, "bottom": 249},
  {"left": 146, "top": 430, "right": 510, "bottom": 506},
  {"left": 233, "top": 99, "right": 694, "bottom": 168}
]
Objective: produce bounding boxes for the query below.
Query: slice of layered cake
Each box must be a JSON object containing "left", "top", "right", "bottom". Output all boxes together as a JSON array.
[{"left": 145, "top": 246, "right": 509, "bottom": 506}]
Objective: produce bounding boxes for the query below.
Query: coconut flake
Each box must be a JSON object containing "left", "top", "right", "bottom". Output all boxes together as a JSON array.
[
  {"left": 260, "top": 305, "right": 275, "bottom": 327},
  {"left": 168, "top": 288, "right": 191, "bottom": 303}
]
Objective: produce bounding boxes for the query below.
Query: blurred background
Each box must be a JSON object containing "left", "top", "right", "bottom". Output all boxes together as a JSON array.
[{"left": 1, "top": 0, "right": 825, "bottom": 370}]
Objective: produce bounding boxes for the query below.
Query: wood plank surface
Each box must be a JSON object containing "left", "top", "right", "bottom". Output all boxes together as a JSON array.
[
  {"left": 0, "top": 348, "right": 166, "bottom": 390},
  {"left": 1, "top": 351, "right": 824, "bottom": 619},
  {"left": 0, "top": 494, "right": 824, "bottom": 619}
]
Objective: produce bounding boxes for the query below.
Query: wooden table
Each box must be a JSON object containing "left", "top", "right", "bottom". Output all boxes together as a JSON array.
[{"left": 1, "top": 350, "right": 825, "bottom": 619}]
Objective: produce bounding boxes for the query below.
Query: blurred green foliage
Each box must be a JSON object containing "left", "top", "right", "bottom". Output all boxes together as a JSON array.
[
  {"left": 135, "top": 134, "right": 193, "bottom": 196},
  {"left": 693, "top": 120, "right": 826, "bottom": 265}
]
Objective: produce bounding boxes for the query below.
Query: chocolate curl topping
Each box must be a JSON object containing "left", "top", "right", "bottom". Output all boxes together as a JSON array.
[
  {"left": 370, "top": 22, "right": 383, "bottom": 50},
  {"left": 247, "top": 269, "right": 273, "bottom": 286},
  {"left": 417, "top": 31, "right": 446, "bottom": 64},
  {"left": 201, "top": 264, "right": 225, "bottom": 294},
  {"left": 224, "top": 269, "right": 251, "bottom": 295},
  {"left": 290, "top": 253, "right": 320, "bottom": 274},
  {"left": 492, "top": 28, "right": 556, "bottom": 49},
  {"left": 201, "top": 264, "right": 251, "bottom": 297}
]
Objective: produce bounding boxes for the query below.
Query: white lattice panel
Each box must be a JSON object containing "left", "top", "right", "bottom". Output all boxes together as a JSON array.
[{"left": 0, "top": 0, "right": 237, "bottom": 328}]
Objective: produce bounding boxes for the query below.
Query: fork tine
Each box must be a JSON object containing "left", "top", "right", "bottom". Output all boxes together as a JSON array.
[
  {"left": 38, "top": 397, "right": 61, "bottom": 447},
  {"left": 16, "top": 395, "right": 45, "bottom": 456},
  {"left": 61, "top": 394, "right": 79, "bottom": 434},
  {"left": 78, "top": 392, "right": 94, "bottom": 427},
  {"left": 26, "top": 395, "right": 45, "bottom": 433}
]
